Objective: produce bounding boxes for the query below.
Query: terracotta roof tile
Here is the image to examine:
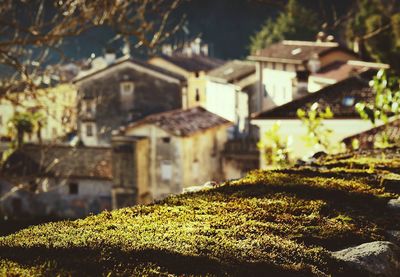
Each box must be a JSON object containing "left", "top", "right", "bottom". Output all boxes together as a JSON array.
[
  {"left": 3, "top": 145, "right": 112, "bottom": 180},
  {"left": 249, "top": 40, "right": 357, "bottom": 63},
  {"left": 159, "top": 54, "right": 224, "bottom": 72},
  {"left": 126, "top": 107, "right": 232, "bottom": 137},
  {"left": 207, "top": 60, "right": 255, "bottom": 83}
]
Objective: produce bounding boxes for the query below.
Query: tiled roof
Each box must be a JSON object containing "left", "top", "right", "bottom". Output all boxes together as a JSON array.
[
  {"left": 125, "top": 107, "right": 232, "bottom": 137},
  {"left": 249, "top": 40, "right": 357, "bottom": 63},
  {"left": 253, "top": 71, "right": 376, "bottom": 119},
  {"left": 342, "top": 119, "right": 400, "bottom": 149},
  {"left": 2, "top": 144, "right": 112, "bottom": 180},
  {"left": 207, "top": 60, "right": 256, "bottom": 83},
  {"left": 73, "top": 56, "right": 186, "bottom": 83},
  {"left": 312, "top": 60, "right": 389, "bottom": 82},
  {"left": 158, "top": 54, "right": 224, "bottom": 72}
]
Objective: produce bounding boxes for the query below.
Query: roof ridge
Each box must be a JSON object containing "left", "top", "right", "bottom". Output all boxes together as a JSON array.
[{"left": 282, "top": 40, "right": 339, "bottom": 47}]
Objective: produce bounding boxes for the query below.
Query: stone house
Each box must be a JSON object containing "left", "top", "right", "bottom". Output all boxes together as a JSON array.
[
  {"left": 148, "top": 38, "right": 224, "bottom": 109},
  {"left": 251, "top": 70, "right": 381, "bottom": 167},
  {"left": 248, "top": 40, "right": 359, "bottom": 110},
  {"left": 114, "top": 107, "right": 231, "bottom": 200},
  {"left": 1, "top": 144, "right": 113, "bottom": 218},
  {"left": 73, "top": 56, "right": 186, "bottom": 146}
]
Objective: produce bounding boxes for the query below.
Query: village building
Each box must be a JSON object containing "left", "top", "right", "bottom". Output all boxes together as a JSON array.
[
  {"left": 148, "top": 38, "right": 224, "bottom": 109},
  {"left": 251, "top": 70, "right": 380, "bottom": 168},
  {"left": 73, "top": 55, "right": 186, "bottom": 146},
  {"left": 0, "top": 83, "right": 78, "bottom": 149},
  {"left": 205, "top": 60, "right": 258, "bottom": 137},
  {"left": 1, "top": 144, "right": 113, "bottom": 218},
  {"left": 308, "top": 60, "right": 390, "bottom": 92},
  {"left": 114, "top": 107, "right": 231, "bottom": 201},
  {"left": 248, "top": 40, "right": 359, "bottom": 110}
]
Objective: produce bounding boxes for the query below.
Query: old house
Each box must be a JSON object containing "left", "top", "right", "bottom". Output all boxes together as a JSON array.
[
  {"left": 1, "top": 144, "right": 113, "bottom": 218},
  {"left": 251, "top": 71, "right": 380, "bottom": 167},
  {"left": 0, "top": 83, "right": 78, "bottom": 146},
  {"left": 148, "top": 38, "right": 224, "bottom": 109},
  {"left": 248, "top": 40, "right": 359, "bottom": 110},
  {"left": 205, "top": 60, "right": 258, "bottom": 137},
  {"left": 114, "top": 107, "right": 231, "bottom": 200},
  {"left": 73, "top": 55, "right": 186, "bottom": 146}
]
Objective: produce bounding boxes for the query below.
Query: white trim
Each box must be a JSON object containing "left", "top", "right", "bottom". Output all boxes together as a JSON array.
[{"left": 75, "top": 60, "right": 182, "bottom": 85}]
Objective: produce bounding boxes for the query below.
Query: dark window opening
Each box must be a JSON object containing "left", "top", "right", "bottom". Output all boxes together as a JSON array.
[
  {"left": 195, "top": 89, "right": 200, "bottom": 102},
  {"left": 69, "top": 183, "right": 79, "bottom": 195},
  {"left": 86, "top": 124, "right": 93, "bottom": 137}
]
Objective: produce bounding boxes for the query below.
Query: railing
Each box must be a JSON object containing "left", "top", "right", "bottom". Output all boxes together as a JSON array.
[{"left": 223, "top": 139, "right": 259, "bottom": 155}]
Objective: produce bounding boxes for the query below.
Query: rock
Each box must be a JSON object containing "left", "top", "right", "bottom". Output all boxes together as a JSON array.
[
  {"left": 387, "top": 198, "right": 400, "bottom": 210},
  {"left": 331, "top": 241, "right": 400, "bottom": 277},
  {"left": 387, "top": 230, "right": 400, "bottom": 245},
  {"left": 381, "top": 173, "right": 400, "bottom": 193},
  {"left": 182, "top": 181, "right": 219, "bottom": 193}
]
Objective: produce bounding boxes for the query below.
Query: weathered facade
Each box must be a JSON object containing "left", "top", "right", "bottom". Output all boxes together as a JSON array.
[
  {"left": 248, "top": 40, "right": 359, "bottom": 110},
  {"left": 74, "top": 57, "right": 186, "bottom": 146},
  {"left": 1, "top": 144, "right": 113, "bottom": 218},
  {"left": 116, "top": 107, "right": 231, "bottom": 200}
]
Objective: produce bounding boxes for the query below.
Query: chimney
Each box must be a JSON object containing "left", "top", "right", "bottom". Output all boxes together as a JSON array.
[{"left": 105, "top": 49, "right": 116, "bottom": 65}]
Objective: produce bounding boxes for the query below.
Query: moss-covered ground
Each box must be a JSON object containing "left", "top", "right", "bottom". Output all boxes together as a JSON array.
[{"left": 0, "top": 148, "right": 399, "bottom": 276}]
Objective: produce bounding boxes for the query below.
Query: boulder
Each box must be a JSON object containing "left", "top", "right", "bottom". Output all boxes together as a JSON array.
[
  {"left": 387, "top": 198, "right": 400, "bottom": 210},
  {"left": 332, "top": 241, "right": 400, "bottom": 277}
]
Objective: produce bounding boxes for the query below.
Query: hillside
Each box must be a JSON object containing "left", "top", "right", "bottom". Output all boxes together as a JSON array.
[{"left": 1, "top": 148, "right": 400, "bottom": 276}]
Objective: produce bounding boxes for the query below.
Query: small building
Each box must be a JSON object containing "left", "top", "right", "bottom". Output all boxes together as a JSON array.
[
  {"left": 252, "top": 71, "right": 378, "bottom": 167},
  {"left": 1, "top": 144, "right": 113, "bottom": 218},
  {"left": 205, "top": 60, "right": 258, "bottom": 137},
  {"left": 308, "top": 60, "right": 389, "bottom": 92},
  {"left": 148, "top": 38, "right": 224, "bottom": 109},
  {"left": 73, "top": 55, "right": 186, "bottom": 146},
  {"left": 248, "top": 40, "right": 359, "bottom": 110},
  {"left": 115, "top": 107, "right": 231, "bottom": 200}
]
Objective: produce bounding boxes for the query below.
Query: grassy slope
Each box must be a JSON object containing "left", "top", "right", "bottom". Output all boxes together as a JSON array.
[{"left": 0, "top": 148, "right": 399, "bottom": 276}]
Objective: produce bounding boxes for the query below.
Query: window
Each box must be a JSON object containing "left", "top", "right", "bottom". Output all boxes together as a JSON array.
[
  {"left": 120, "top": 82, "right": 135, "bottom": 111},
  {"left": 342, "top": 96, "right": 355, "bottom": 107},
  {"left": 69, "top": 182, "right": 79, "bottom": 195},
  {"left": 192, "top": 159, "right": 199, "bottom": 179},
  {"left": 195, "top": 89, "right": 200, "bottom": 102},
  {"left": 161, "top": 160, "right": 173, "bottom": 181},
  {"left": 86, "top": 124, "right": 93, "bottom": 137}
]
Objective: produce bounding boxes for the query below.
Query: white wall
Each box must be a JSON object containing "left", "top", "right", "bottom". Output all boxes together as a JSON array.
[
  {"left": 253, "top": 119, "right": 375, "bottom": 168},
  {"left": 262, "top": 68, "right": 296, "bottom": 107},
  {"left": 205, "top": 80, "right": 248, "bottom": 134}
]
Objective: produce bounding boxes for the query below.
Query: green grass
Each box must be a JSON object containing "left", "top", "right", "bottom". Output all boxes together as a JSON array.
[{"left": 0, "top": 148, "right": 399, "bottom": 276}]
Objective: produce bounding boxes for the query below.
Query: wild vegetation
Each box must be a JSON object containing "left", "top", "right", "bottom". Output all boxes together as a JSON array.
[{"left": 0, "top": 147, "right": 399, "bottom": 276}]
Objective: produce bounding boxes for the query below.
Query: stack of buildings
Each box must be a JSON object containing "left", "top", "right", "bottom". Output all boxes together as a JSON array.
[{"left": 0, "top": 36, "right": 394, "bottom": 219}]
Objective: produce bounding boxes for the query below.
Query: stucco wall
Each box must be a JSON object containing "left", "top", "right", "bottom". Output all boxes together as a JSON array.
[
  {"left": 253, "top": 119, "right": 375, "bottom": 168},
  {"left": 76, "top": 63, "right": 182, "bottom": 146}
]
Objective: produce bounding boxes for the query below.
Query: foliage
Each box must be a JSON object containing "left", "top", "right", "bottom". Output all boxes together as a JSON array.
[
  {"left": 249, "top": 0, "right": 320, "bottom": 53},
  {"left": 297, "top": 103, "right": 343, "bottom": 153},
  {"left": 345, "top": 0, "right": 400, "bottom": 72},
  {"left": 257, "top": 122, "right": 292, "bottom": 168},
  {"left": 0, "top": 149, "right": 399, "bottom": 276},
  {"left": 7, "top": 112, "right": 44, "bottom": 148},
  {"left": 355, "top": 69, "right": 400, "bottom": 147}
]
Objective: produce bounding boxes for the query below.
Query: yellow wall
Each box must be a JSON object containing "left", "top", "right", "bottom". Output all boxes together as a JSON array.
[
  {"left": 0, "top": 83, "right": 77, "bottom": 142},
  {"left": 148, "top": 57, "right": 208, "bottom": 109}
]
